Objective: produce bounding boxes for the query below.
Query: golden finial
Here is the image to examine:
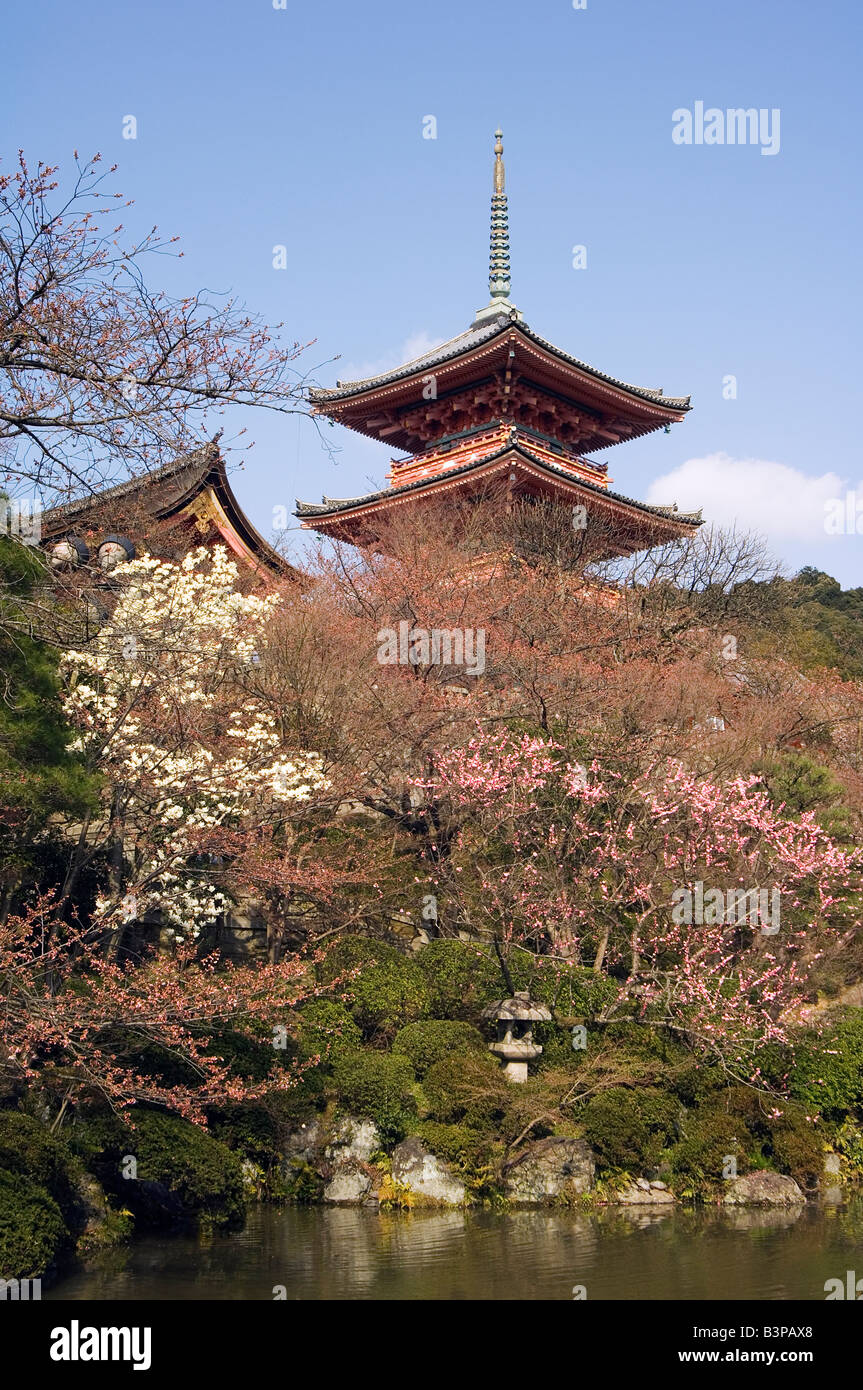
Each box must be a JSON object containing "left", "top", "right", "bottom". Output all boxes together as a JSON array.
[{"left": 493, "top": 128, "right": 505, "bottom": 195}]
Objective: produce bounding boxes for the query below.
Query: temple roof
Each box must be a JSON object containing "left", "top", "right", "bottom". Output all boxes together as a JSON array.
[
  {"left": 43, "top": 443, "right": 293, "bottom": 579},
  {"left": 45, "top": 444, "right": 220, "bottom": 524},
  {"left": 296, "top": 436, "right": 702, "bottom": 552},
  {"left": 309, "top": 312, "right": 690, "bottom": 414}
]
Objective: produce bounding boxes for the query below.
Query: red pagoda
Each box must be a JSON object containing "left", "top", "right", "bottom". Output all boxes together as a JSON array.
[{"left": 296, "top": 131, "right": 702, "bottom": 557}]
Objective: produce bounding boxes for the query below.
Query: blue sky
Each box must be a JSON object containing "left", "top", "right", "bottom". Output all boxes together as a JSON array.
[{"left": 5, "top": 0, "right": 862, "bottom": 584}]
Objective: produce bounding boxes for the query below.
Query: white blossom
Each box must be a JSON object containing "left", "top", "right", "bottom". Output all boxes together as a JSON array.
[{"left": 62, "top": 547, "right": 328, "bottom": 937}]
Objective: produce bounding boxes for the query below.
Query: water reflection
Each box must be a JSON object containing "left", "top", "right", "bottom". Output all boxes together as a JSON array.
[{"left": 47, "top": 1199, "right": 863, "bottom": 1301}]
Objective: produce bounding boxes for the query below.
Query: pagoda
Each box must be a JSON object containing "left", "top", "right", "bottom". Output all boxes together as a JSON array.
[{"left": 296, "top": 131, "right": 702, "bottom": 557}]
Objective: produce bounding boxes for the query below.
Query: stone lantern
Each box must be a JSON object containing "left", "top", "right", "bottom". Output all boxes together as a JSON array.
[{"left": 483, "top": 991, "right": 551, "bottom": 1082}]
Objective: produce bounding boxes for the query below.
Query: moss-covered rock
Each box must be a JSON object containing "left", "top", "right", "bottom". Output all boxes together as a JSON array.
[
  {"left": 0, "top": 1110, "right": 80, "bottom": 1221},
  {"left": 70, "top": 1110, "right": 245, "bottom": 1231}
]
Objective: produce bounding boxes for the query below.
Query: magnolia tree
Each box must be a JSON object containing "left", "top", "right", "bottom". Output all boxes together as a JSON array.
[
  {"left": 60, "top": 545, "right": 328, "bottom": 942},
  {"left": 415, "top": 729, "right": 863, "bottom": 1071}
]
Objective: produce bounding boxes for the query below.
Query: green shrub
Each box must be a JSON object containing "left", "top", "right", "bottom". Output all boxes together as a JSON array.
[
  {"left": 582, "top": 1088, "right": 678, "bottom": 1172},
  {"left": 423, "top": 1052, "right": 509, "bottom": 1130},
  {"left": 412, "top": 1120, "right": 502, "bottom": 1199},
  {"left": 670, "top": 1108, "right": 745, "bottom": 1191},
  {"left": 297, "top": 1000, "right": 363, "bottom": 1063},
  {"left": 261, "top": 1076, "right": 327, "bottom": 1129},
  {"left": 789, "top": 1013, "right": 863, "bottom": 1117},
  {"left": 206, "top": 1103, "right": 282, "bottom": 1168},
  {"left": 0, "top": 1111, "right": 80, "bottom": 1221},
  {"left": 769, "top": 1120, "right": 824, "bottom": 1188},
  {"left": 393, "top": 1021, "right": 485, "bottom": 1077},
  {"left": 284, "top": 1160, "right": 324, "bottom": 1204},
  {"left": 754, "top": 751, "right": 849, "bottom": 832},
  {"left": 833, "top": 1120, "right": 863, "bottom": 1177},
  {"left": 0, "top": 1170, "right": 67, "bottom": 1280},
  {"left": 666, "top": 1090, "right": 823, "bottom": 1192},
  {"left": 413, "top": 1121, "right": 497, "bottom": 1172},
  {"left": 350, "top": 961, "right": 430, "bottom": 1037},
  {"left": 203, "top": 1026, "right": 288, "bottom": 1080},
  {"left": 747, "top": 1099, "right": 824, "bottom": 1188},
  {"left": 93, "top": 1023, "right": 286, "bottom": 1089},
  {"left": 331, "top": 1052, "right": 417, "bottom": 1144},
  {"left": 323, "top": 935, "right": 430, "bottom": 1037},
  {"left": 507, "top": 956, "right": 620, "bottom": 1020},
  {"left": 322, "top": 934, "right": 402, "bottom": 980},
  {"left": 414, "top": 940, "right": 502, "bottom": 1020},
  {"left": 666, "top": 1058, "right": 726, "bottom": 1107}
]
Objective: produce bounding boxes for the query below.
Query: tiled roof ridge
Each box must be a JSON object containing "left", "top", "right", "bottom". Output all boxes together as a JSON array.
[
  {"left": 308, "top": 319, "right": 690, "bottom": 411},
  {"left": 296, "top": 440, "right": 703, "bottom": 526},
  {"left": 43, "top": 442, "right": 220, "bottom": 521}
]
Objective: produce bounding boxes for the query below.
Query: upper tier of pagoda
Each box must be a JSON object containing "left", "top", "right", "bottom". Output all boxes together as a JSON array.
[{"left": 297, "top": 130, "right": 701, "bottom": 555}]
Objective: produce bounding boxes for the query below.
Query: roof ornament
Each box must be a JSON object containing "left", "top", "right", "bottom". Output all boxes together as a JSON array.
[
  {"left": 473, "top": 128, "right": 523, "bottom": 327},
  {"left": 489, "top": 128, "right": 510, "bottom": 299}
]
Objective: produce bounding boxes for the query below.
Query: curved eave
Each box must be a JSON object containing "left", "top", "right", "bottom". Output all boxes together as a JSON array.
[
  {"left": 296, "top": 441, "right": 703, "bottom": 543},
  {"left": 188, "top": 466, "right": 295, "bottom": 580},
  {"left": 42, "top": 447, "right": 295, "bottom": 580},
  {"left": 42, "top": 446, "right": 216, "bottom": 530},
  {"left": 309, "top": 318, "right": 691, "bottom": 418}
]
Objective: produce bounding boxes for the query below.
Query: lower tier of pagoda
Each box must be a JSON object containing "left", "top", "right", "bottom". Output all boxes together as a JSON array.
[{"left": 296, "top": 427, "right": 702, "bottom": 558}]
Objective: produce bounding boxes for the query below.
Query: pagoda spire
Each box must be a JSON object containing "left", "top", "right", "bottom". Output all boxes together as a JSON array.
[
  {"left": 489, "top": 129, "right": 511, "bottom": 301},
  {"left": 473, "top": 128, "right": 523, "bottom": 326}
]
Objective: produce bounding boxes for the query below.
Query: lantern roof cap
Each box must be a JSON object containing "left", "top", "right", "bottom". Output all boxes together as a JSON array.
[{"left": 482, "top": 990, "right": 552, "bottom": 1022}]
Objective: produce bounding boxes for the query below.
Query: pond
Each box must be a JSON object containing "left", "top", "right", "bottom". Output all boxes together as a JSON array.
[{"left": 46, "top": 1199, "right": 863, "bottom": 1301}]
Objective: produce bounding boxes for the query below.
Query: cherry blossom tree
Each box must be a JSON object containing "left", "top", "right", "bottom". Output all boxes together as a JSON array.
[
  {"left": 414, "top": 728, "right": 863, "bottom": 1071},
  {"left": 0, "top": 893, "right": 323, "bottom": 1125},
  {"left": 0, "top": 153, "right": 312, "bottom": 501}
]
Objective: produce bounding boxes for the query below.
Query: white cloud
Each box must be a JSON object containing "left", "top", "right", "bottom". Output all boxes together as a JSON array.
[
  {"left": 339, "top": 330, "right": 443, "bottom": 385},
  {"left": 646, "top": 452, "right": 860, "bottom": 544}
]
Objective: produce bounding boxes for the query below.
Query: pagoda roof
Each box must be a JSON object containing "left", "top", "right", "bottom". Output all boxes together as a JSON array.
[
  {"left": 308, "top": 312, "right": 690, "bottom": 456},
  {"left": 43, "top": 444, "right": 293, "bottom": 579},
  {"left": 310, "top": 311, "right": 690, "bottom": 414},
  {"left": 295, "top": 436, "right": 702, "bottom": 555}
]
